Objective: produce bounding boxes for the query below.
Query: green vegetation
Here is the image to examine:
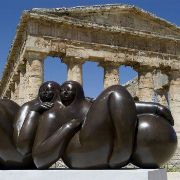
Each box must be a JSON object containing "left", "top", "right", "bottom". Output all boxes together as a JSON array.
[{"left": 163, "top": 165, "right": 180, "bottom": 172}]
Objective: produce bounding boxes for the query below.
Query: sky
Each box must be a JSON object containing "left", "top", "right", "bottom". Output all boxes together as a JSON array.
[{"left": 0, "top": 0, "right": 180, "bottom": 98}]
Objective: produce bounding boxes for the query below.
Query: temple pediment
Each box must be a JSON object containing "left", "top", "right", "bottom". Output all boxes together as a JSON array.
[{"left": 31, "top": 4, "right": 180, "bottom": 38}]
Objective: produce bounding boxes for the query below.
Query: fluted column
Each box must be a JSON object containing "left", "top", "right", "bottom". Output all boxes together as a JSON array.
[
  {"left": 12, "top": 72, "right": 20, "bottom": 104},
  {"left": 18, "top": 63, "right": 27, "bottom": 105},
  {"left": 153, "top": 69, "right": 169, "bottom": 107},
  {"left": 99, "top": 62, "right": 120, "bottom": 89},
  {"left": 138, "top": 67, "right": 154, "bottom": 102},
  {"left": 155, "top": 89, "right": 168, "bottom": 107},
  {"left": 13, "top": 81, "right": 19, "bottom": 103},
  {"left": 5, "top": 90, "right": 11, "bottom": 99},
  {"left": 10, "top": 81, "right": 15, "bottom": 101},
  {"left": 169, "top": 70, "right": 180, "bottom": 165},
  {"left": 25, "top": 51, "right": 46, "bottom": 101},
  {"left": 63, "top": 57, "right": 85, "bottom": 85},
  {"left": 169, "top": 70, "right": 180, "bottom": 133}
]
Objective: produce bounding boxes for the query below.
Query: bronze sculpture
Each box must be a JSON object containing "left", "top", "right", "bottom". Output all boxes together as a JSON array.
[
  {"left": 33, "top": 81, "right": 92, "bottom": 168},
  {"left": 14, "top": 81, "right": 60, "bottom": 157},
  {"left": 33, "top": 81, "right": 137, "bottom": 169},
  {"left": 131, "top": 102, "right": 177, "bottom": 168},
  {"left": 0, "top": 99, "right": 35, "bottom": 169},
  {"left": 0, "top": 80, "right": 177, "bottom": 169},
  {"left": 0, "top": 81, "right": 61, "bottom": 169}
]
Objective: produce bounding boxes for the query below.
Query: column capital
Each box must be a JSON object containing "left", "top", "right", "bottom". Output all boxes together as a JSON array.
[
  {"left": 99, "top": 61, "right": 120, "bottom": 89},
  {"left": 62, "top": 56, "right": 86, "bottom": 65},
  {"left": 135, "top": 65, "right": 154, "bottom": 74},
  {"left": 98, "top": 61, "right": 121, "bottom": 68},
  {"left": 25, "top": 51, "right": 47, "bottom": 61},
  {"left": 62, "top": 56, "right": 84, "bottom": 85}
]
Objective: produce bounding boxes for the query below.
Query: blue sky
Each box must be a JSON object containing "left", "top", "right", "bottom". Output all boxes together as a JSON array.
[{"left": 0, "top": 0, "right": 179, "bottom": 97}]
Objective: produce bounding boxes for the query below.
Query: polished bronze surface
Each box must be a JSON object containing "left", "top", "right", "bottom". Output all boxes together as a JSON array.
[
  {"left": 135, "top": 101, "right": 174, "bottom": 125},
  {"left": 32, "top": 81, "right": 91, "bottom": 169},
  {"left": 0, "top": 81, "right": 177, "bottom": 169},
  {"left": 14, "top": 81, "right": 61, "bottom": 156},
  {"left": 33, "top": 81, "right": 137, "bottom": 169},
  {"left": 0, "top": 99, "right": 34, "bottom": 169},
  {"left": 0, "top": 81, "right": 60, "bottom": 169},
  {"left": 131, "top": 102, "right": 177, "bottom": 168},
  {"left": 131, "top": 114, "right": 177, "bottom": 168}
]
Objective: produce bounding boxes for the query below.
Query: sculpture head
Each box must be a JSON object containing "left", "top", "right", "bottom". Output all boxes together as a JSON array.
[
  {"left": 60, "top": 81, "right": 85, "bottom": 106},
  {"left": 38, "top": 81, "right": 61, "bottom": 102}
]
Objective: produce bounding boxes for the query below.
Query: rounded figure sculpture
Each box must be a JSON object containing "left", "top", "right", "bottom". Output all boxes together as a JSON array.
[
  {"left": 14, "top": 81, "right": 61, "bottom": 157},
  {"left": 0, "top": 99, "right": 34, "bottom": 169},
  {"left": 33, "top": 81, "right": 137, "bottom": 169},
  {"left": 131, "top": 102, "right": 177, "bottom": 168},
  {"left": 0, "top": 80, "right": 177, "bottom": 169}
]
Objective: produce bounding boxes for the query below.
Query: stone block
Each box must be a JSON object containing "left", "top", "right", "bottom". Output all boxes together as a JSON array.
[{"left": 0, "top": 169, "right": 167, "bottom": 180}]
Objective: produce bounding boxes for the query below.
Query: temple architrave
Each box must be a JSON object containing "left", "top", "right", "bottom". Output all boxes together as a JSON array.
[{"left": 0, "top": 5, "right": 180, "bottom": 167}]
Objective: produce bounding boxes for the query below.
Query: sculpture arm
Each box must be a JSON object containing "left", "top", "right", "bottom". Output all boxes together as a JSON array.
[
  {"left": 15, "top": 102, "right": 54, "bottom": 156},
  {"left": 135, "top": 101, "right": 174, "bottom": 125},
  {"left": 16, "top": 110, "right": 40, "bottom": 156},
  {"left": 33, "top": 119, "right": 81, "bottom": 169},
  {"left": 13, "top": 104, "right": 30, "bottom": 145}
]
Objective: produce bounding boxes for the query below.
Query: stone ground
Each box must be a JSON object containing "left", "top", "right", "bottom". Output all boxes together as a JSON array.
[
  {"left": 50, "top": 160, "right": 180, "bottom": 180},
  {"left": 167, "top": 172, "right": 180, "bottom": 180}
]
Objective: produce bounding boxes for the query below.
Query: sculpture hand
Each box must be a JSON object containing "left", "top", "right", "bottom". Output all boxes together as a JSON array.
[{"left": 32, "top": 102, "right": 54, "bottom": 113}]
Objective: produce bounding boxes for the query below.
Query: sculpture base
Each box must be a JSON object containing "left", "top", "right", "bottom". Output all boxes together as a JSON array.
[{"left": 0, "top": 169, "right": 167, "bottom": 180}]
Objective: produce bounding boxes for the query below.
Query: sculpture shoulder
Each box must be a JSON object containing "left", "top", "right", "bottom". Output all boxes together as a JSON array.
[
  {"left": 20, "top": 99, "right": 39, "bottom": 111},
  {"left": 0, "top": 98, "right": 20, "bottom": 109},
  {"left": 0, "top": 99, "right": 20, "bottom": 118}
]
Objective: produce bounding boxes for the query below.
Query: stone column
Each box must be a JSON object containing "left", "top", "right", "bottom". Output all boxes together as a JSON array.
[
  {"left": 155, "top": 89, "right": 168, "bottom": 107},
  {"left": 13, "top": 81, "right": 19, "bottom": 103},
  {"left": 169, "top": 70, "right": 180, "bottom": 166},
  {"left": 99, "top": 62, "right": 120, "bottom": 89},
  {"left": 5, "top": 90, "right": 11, "bottom": 99},
  {"left": 63, "top": 57, "right": 85, "bottom": 85},
  {"left": 153, "top": 69, "right": 169, "bottom": 107},
  {"left": 169, "top": 71, "right": 180, "bottom": 128},
  {"left": 138, "top": 67, "right": 154, "bottom": 102},
  {"left": 25, "top": 51, "right": 46, "bottom": 101},
  {"left": 12, "top": 72, "right": 20, "bottom": 104},
  {"left": 10, "top": 81, "right": 15, "bottom": 101},
  {"left": 18, "top": 63, "right": 27, "bottom": 105}
]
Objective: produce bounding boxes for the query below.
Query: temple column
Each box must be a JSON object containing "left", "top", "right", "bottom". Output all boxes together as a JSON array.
[
  {"left": 10, "top": 81, "right": 15, "bottom": 101},
  {"left": 25, "top": 51, "right": 46, "bottom": 101},
  {"left": 138, "top": 67, "right": 154, "bottom": 102},
  {"left": 99, "top": 62, "right": 120, "bottom": 89},
  {"left": 169, "top": 70, "right": 180, "bottom": 165},
  {"left": 155, "top": 89, "right": 169, "bottom": 107},
  {"left": 153, "top": 69, "right": 169, "bottom": 107},
  {"left": 18, "top": 62, "right": 27, "bottom": 105},
  {"left": 63, "top": 57, "right": 85, "bottom": 85},
  {"left": 13, "top": 81, "right": 19, "bottom": 103},
  {"left": 12, "top": 72, "right": 20, "bottom": 103},
  {"left": 4, "top": 90, "right": 11, "bottom": 99},
  {"left": 169, "top": 70, "right": 180, "bottom": 128}
]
